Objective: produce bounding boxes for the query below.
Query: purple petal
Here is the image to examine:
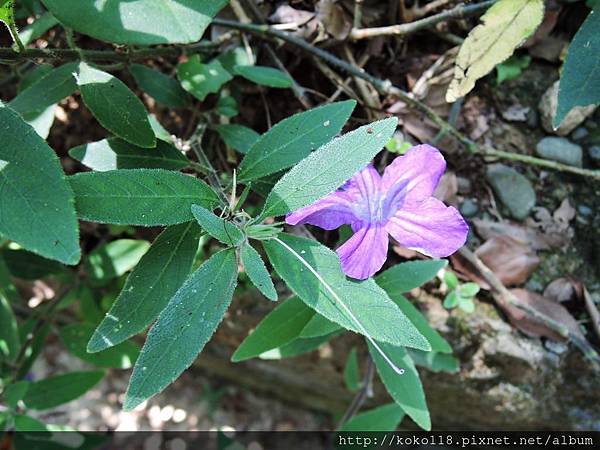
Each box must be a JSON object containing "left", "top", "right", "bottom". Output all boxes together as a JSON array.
[
  {"left": 381, "top": 145, "right": 446, "bottom": 203},
  {"left": 346, "top": 164, "right": 385, "bottom": 223},
  {"left": 385, "top": 197, "right": 468, "bottom": 258},
  {"left": 285, "top": 190, "right": 357, "bottom": 230},
  {"left": 336, "top": 225, "right": 389, "bottom": 280}
]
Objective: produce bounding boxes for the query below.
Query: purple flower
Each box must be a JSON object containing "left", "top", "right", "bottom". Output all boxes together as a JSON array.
[{"left": 286, "top": 145, "right": 468, "bottom": 280}]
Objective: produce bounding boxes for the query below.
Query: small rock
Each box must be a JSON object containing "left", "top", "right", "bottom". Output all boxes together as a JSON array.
[
  {"left": 578, "top": 205, "right": 592, "bottom": 217},
  {"left": 544, "top": 340, "right": 569, "bottom": 355},
  {"left": 538, "top": 81, "right": 598, "bottom": 136},
  {"left": 526, "top": 108, "right": 539, "bottom": 129},
  {"left": 571, "top": 127, "right": 589, "bottom": 142},
  {"left": 486, "top": 164, "right": 536, "bottom": 220},
  {"left": 588, "top": 145, "right": 600, "bottom": 166},
  {"left": 535, "top": 137, "right": 582, "bottom": 167},
  {"left": 457, "top": 176, "right": 472, "bottom": 194},
  {"left": 460, "top": 199, "right": 479, "bottom": 218}
]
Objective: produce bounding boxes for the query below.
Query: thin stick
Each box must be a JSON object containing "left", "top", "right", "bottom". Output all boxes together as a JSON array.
[
  {"left": 348, "top": 0, "right": 495, "bottom": 40},
  {"left": 213, "top": 18, "right": 600, "bottom": 180},
  {"left": 337, "top": 354, "right": 374, "bottom": 429},
  {"left": 458, "top": 247, "right": 600, "bottom": 369}
]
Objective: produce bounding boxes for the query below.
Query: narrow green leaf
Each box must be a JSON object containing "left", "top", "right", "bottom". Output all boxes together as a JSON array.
[
  {"left": 69, "top": 138, "right": 189, "bottom": 172},
  {"left": 22, "top": 371, "right": 105, "bottom": 410},
  {"left": 20, "top": 104, "right": 57, "bottom": 138},
  {"left": 124, "top": 248, "right": 238, "bottom": 411},
  {"left": 13, "top": 415, "right": 49, "bottom": 432},
  {"left": 215, "top": 124, "right": 259, "bottom": 154},
  {"left": 240, "top": 242, "right": 277, "bottom": 301},
  {"left": 555, "top": 7, "right": 600, "bottom": 127},
  {"left": 4, "top": 381, "right": 30, "bottom": 409},
  {"left": 344, "top": 347, "right": 360, "bottom": 392},
  {"left": 60, "top": 323, "right": 139, "bottom": 369},
  {"left": 0, "top": 296, "right": 19, "bottom": 362},
  {"left": 0, "top": 105, "right": 80, "bottom": 265},
  {"left": 0, "top": 254, "right": 19, "bottom": 303},
  {"left": 18, "top": 12, "right": 58, "bottom": 46},
  {"left": 263, "top": 233, "right": 430, "bottom": 351},
  {"left": 238, "top": 100, "right": 356, "bottom": 181},
  {"left": 130, "top": 64, "right": 190, "bottom": 108},
  {"left": 42, "top": 0, "right": 228, "bottom": 45},
  {"left": 191, "top": 204, "right": 244, "bottom": 246},
  {"left": 177, "top": 56, "right": 233, "bottom": 101},
  {"left": 77, "top": 62, "right": 155, "bottom": 148},
  {"left": 261, "top": 117, "right": 398, "bottom": 218},
  {"left": 407, "top": 349, "right": 459, "bottom": 373},
  {"left": 339, "top": 403, "right": 405, "bottom": 432},
  {"left": 85, "top": 239, "right": 150, "bottom": 285},
  {"left": 69, "top": 169, "right": 219, "bottom": 226},
  {"left": 375, "top": 260, "right": 447, "bottom": 296},
  {"left": 9, "top": 63, "right": 77, "bottom": 115},
  {"left": 259, "top": 332, "right": 339, "bottom": 360},
  {"left": 216, "top": 96, "right": 239, "bottom": 117},
  {"left": 232, "top": 296, "right": 314, "bottom": 362},
  {"left": 88, "top": 222, "right": 201, "bottom": 352},
  {"left": 235, "top": 65, "right": 293, "bottom": 88},
  {"left": 18, "top": 64, "right": 53, "bottom": 93},
  {"left": 368, "top": 342, "right": 431, "bottom": 431},
  {"left": 300, "top": 313, "right": 341, "bottom": 338},
  {"left": 1, "top": 249, "right": 65, "bottom": 280}
]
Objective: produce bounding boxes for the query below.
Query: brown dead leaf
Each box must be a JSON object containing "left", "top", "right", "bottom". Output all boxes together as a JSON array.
[
  {"left": 473, "top": 218, "right": 551, "bottom": 250},
  {"left": 433, "top": 172, "right": 458, "bottom": 206},
  {"left": 475, "top": 236, "right": 539, "bottom": 286},
  {"left": 269, "top": 5, "right": 317, "bottom": 39},
  {"left": 392, "top": 245, "right": 420, "bottom": 260},
  {"left": 316, "top": 0, "right": 352, "bottom": 40},
  {"left": 544, "top": 278, "right": 577, "bottom": 303},
  {"left": 553, "top": 198, "right": 576, "bottom": 231},
  {"left": 501, "top": 289, "right": 585, "bottom": 342}
]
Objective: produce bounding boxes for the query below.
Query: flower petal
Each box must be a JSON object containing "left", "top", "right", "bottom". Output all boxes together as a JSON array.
[
  {"left": 385, "top": 197, "right": 468, "bottom": 258},
  {"left": 382, "top": 145, "right": 446, "bottom": 203},
  {"left": 285, "top": 190, "right": 357, "bottom": 230},
  {"left": 346, "top": 164, "right": 385, "bottom": 223},
  {"left": 336, "top": 225, "right": 389, "bottom": 280}
]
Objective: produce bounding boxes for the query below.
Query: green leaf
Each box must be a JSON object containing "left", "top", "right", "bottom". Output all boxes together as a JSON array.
[
  {"left": 235, "top": 65, "right": 293, "bottom": 88},
  {"left": 0, "top": 0, "right": 14, "bottom": 28},
  {"left": 13, "top": 415, "right": 49, "bottom": 432},
  {"left": 0, "top": 296, "right": 19, "bottom": 362},
  {"left": 555, "top": 7, "right": 600, "bottom": 128},
  {"left": 259, "top": 333, "right": 339, "bottom": 360},
  {"left": 18, "top": 64, "right": 53, "bottom": 93},
  {"left": 458, "top": 297, "right": 476, "bottom": 313},
  {"left": 0, "top": 105, "right": 80, "bottom": 265},
  {"left": 218, "top": 47, "right": 253, "bottom": 74},
  {"left": 443, "top": 291, "right": 459, "bottom": 309},
  {"left": 261, "top": 117, "right": 397, "bottom": 218},
  {"left": 446, "top": 0, "right": 544, "bottom": 102},
  {"left": 77, "top": 62, "right": 155, "bottom": 148},
  {"left": 191, "top": 204, "right": 244, "bottom": 246},
  {"left": 339, "top": 403, "right": 405, "bottom": 432},
  {"left": 300, "top": 313, "right": 341, "bottom": 338},
  {"left": 17, "top": 12, "right": 58, "bottom": 46},
  {"left": 238, "top": 100, "right": 356, "bottom": 182},
  {"left": 177, "top": 56, "right": 233, "bottom": 101},
  {"left": 124, "top": 248, "right": 238, "bottom": 411},
  {"left": 60, "top": 323, "right": 139, "bottom": 369},
  {"left": 444, "top": 271, "right": 459, "bottom": 290},
  {"left": 0, "top": 254, "right": 19, "bottom": 303},
  {"left": 408, "top": 349, "right": 459, "bottom": 373},
  {"left": 496, "top": 54, "right": 531, "bottom": 84},
  {"left": 344, "top": 347, "right": 360, "bottom": 392},
  {"left": 1, "top": 249, "right": 65, "bottom": 280},
  {"left": 22, "top": 371, "right": 105, "bottom": 410},
  {"left": 88, "top": 222, "right": 201, "bottom": 352},
  {"left": 69, "top": 138, "right": 189, "bottom": 172},
  {"left": 263, "top": 234, "right": 430, "bottom": 351},
  {"left": 41, "top": 0, "right": 228, "bottom": 45},
  {"left": 69, "top": 169, "right": 219, "bottom": 226},
  {"left": 129, "top": 64, "right": 190, "bottom": 108},
  {"left": 368, "top": 342, "right": 430, "bottom": 431},
  {"left": 20, "top": 104, "right": 57, "bottom": 138},
  {"left": 375, "top": 260, "right": 447, "bottom": 296},
  {"left": 459, "top": 282, "right": 480, "bottom": 298},
  {"left": 215, "top": 124, "right": 259, "bottom": 154},
  {"left": 9, "top": 63, "right": 77, "bottom": 116},
  {"left": 85, "top": 239, "right": 150, "bottom": 285},
  {"left": 4, "top": 381, "right": 30, "bottom": 409},
  {"left": 216, "top": 96, "right": 239, "bottom": 117},
  {"left": 232, "top": 296, "right": 314, "bottom": 362},
  {"left": 240, "top": 242, "right": 277, "bottom": 301}
]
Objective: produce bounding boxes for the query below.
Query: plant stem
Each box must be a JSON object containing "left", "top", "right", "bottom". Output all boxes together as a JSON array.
[
  {"left": 337, "top": 355, "right": 375, "bottom": 429},
  {"left": 212, "top": 18, "right": 600, "bottom": 180}
]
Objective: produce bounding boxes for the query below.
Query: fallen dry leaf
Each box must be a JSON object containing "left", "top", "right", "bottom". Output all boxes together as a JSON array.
[
  {"left": 552, "top": 198, "right": 576, "bottom": 231},
  {"left": 433, "top": 172, "right": 458, "bottom": 206},
  {"left": 473, "top": 218, "right": 551, "bottom": 250},
  {"left": 501, "top": 289, "right": 585, "bottom": 343},
  {"left": 316, "top": 0, "right": 352, "bottom": 40},
  {"left": 544, "top": 278, "right": 577, "bottom": 303},
  {"left": 475, "top": 235, "right": 539, "bottom": 286}
]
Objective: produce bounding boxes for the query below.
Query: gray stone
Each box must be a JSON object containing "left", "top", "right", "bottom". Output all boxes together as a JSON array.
[
  {"left": 459, "top": 199, "right": 479, "bottom": 218},
  {"left": 571, "top": 127, "right": 589, "bottom": 142},
  {"left": 486, "top": 164, "right": 536, "bottom": 220},
  {"left": 578, "top": 205, "right": 592, "bottom": 217},
  {"left": 538, "top": 81, "right": 598, "bottom": 136},
  {"left": 535, "top": 137, "right": 583, "bottom": 167},
  {"left": 589, "top": 145, "right": 600, "bottom": 166},
  {"left": 457, "top": 176, "right": 472, "bottom": 194}
]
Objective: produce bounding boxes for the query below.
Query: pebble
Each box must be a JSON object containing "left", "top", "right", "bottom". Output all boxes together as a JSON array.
[
  {"left": 486, "top": 164, "right": 536, "bottom": 220},
  {"left": 588, "top": 145, "right": 600, "bottom": 166},
  {"left": 571, "top": 127, "right": 589, "bottom": 142},
  {"left": 535, "top": 137, "right": 583, "bottom": 167},
  {"left": 457, "top": 176, "right": 472, "bottom": 194},
  {"left": 459, "top": 199, "right": 479, "bottom": 218},
  {"left": 578, "top": 205, "right": 592, "bottom": 217}
]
